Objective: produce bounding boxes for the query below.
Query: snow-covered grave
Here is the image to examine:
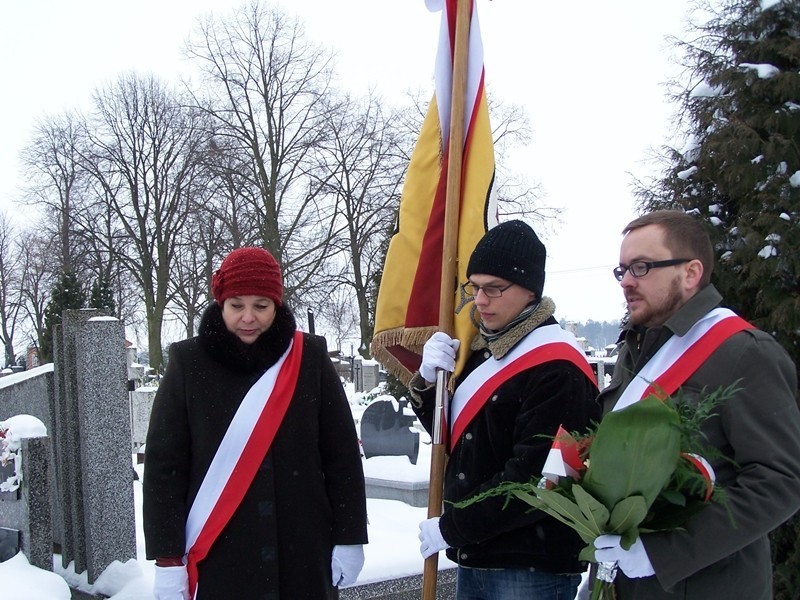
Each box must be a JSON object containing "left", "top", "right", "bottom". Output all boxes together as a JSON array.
[
  {"left": 0, "top": 309, "right": 137, "bottom": 591},
  {"left": 1, "top": 375, "right": 459, "bottom": 599},
  {"left": 0, "top": 305, "right": 462, "bottom": 598}
]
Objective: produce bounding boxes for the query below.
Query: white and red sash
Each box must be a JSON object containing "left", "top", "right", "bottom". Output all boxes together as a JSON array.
[
  {"left": 449, "top": 324, "right": 596, "bottom": 451},
  {"left": 184, "top": 331, "right": 304, "bottom": 598},
  {"left": 612, "top": 308, "right": 753, "bottom": 412}
]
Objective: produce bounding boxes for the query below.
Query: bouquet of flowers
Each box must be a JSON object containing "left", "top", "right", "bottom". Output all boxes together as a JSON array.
[{"left": 459, "top": 383, "right": 736, "bottom": 600}]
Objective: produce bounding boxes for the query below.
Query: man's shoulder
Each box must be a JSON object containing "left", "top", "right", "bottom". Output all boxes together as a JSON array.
[
  {"left": 718, "top": 325, "right": 793, "bottom": 363},
  {"left": 691, "top": 325, "right": 797, "bottom": 392}
]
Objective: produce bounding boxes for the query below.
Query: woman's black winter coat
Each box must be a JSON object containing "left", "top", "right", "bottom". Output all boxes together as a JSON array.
[{"left": 143, "top": 304, "right": 367, "bottom": 599}]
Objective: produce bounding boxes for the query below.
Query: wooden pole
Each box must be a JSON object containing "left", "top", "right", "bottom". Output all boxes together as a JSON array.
[{"left": 422, "top": 1, "right": 471, "bottom": 598}]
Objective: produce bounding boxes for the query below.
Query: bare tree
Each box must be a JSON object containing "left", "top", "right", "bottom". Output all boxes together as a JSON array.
[
  {"left": 19, "top": 111, "right": 90, "bottom": 274},
  {"left": 200, "top": 137, "right": 264, "bottom": 250},
  {"left": 0, "top": 214, "right": 26, "bottom": 366},
  {"left": 488, "top": 99, "right": 558, "bottom": 229},
  {"left": 18, "top": 110, "right": 142, "bottom": 335},
  {"left": 401, "top": 90, "right": 558, "bottom": 228},
  {"left": 315, "top": 284, "right": 360, "bottom": 353},
  {"left": 81, "top": 72, "right": 211, "bottom": 371},
  {"left": 185, "top": 1, "right": 343, "bottom": 307},
  {"left": 14, "top": 228, "right": 56, "bottom": 358},
  {"left": 313, "top": 92, "right": 409, "bottom": 355},
  {"left": 75, "top": 182, "right": 141, "bottom": 325},
  {"left": 168, "top": 202, "right": 229, "bottom": 337}
]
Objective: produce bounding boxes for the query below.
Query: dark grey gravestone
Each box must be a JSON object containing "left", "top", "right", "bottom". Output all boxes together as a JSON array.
[
  {"left": 75, "top": 315, "right": 136, "bottom": 583},
  {"left": 129, "top": 388, "right": 156, "bottom": 451},
  {"left": 53, "top": 311, "right": 92, "bottom": 573},
  {"left": 0, "top": 527, "right": 20, "bottom": 562},
  {"left": 0, "top": 460, "right": 18, "bottom": 501},
  {"left": 20, "top": 436, "right": 52, "bottom": 570},
  {"left": 353, "top": 356, "right": 364, "bottom": 392}
]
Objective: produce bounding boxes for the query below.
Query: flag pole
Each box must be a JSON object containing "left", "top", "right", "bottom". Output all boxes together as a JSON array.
[{"left": 422, "top": 1, "right": 471, "bottom": 598}]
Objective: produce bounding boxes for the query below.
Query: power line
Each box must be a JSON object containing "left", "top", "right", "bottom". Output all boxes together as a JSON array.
[{"left": 547, "top": 265, "right": 615, "bottom": 275}]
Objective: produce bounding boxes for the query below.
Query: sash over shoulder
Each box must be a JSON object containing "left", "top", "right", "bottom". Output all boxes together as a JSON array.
[{"left": 184, "top": 330, "right": 304, "bottom": 598}]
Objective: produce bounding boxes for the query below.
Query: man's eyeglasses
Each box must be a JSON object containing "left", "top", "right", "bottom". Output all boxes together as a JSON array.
[
  {"left": 613, "top": 259, "right": 691, "bottom": 282},
  {"left": 462, "top": 282, "right": 514, "bottom": 298}
]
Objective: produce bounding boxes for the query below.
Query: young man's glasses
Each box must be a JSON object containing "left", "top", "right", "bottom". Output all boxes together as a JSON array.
[
  {"left": 613, "top": 259, "right": 691, "bottom": 282},
  {"left": 462, "top": 282, "right": 514, "bottom": 298}
]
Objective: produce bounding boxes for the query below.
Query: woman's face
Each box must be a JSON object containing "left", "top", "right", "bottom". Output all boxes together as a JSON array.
[{"left": 221, "top": 295, "right": 276, "bottom": 344}]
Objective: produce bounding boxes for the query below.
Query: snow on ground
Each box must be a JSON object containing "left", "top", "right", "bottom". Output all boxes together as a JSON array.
[{"left": 0, "top": 389, "right": 457, "bottom": 599}]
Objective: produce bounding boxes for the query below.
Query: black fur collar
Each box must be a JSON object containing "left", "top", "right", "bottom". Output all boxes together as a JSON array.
[{"left": 198, "top": 302, "right": 297, "bottom": 374}]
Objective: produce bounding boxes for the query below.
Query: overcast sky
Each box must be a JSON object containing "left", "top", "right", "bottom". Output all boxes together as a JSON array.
[{"left": 0, "top": 0, "right": 692, "bottom": 325}]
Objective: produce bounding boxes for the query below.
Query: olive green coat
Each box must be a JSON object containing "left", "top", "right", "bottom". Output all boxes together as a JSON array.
[{"left": 599, "top": 285, "right": 800, "bottom": 599}]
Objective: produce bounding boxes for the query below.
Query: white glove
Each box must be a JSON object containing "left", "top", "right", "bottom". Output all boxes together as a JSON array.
[
  {"left": 420, "top": 332, "right": 460, "bottom": 383},
  {"left": 594, "top": 534, "right": 655, "bottom": 578},
  {"left": 153, "top": 565, "right": 190, "bottom": 600},
  {"left": 418, "top": 517, "right": 449, "bottom": 559},
  {"left": 331, "top": 544, "right": 365, "bottom": 587}
]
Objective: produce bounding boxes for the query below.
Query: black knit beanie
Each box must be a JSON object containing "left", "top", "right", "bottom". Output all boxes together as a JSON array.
[{"left": 466, "top": 220, "right": 546, "bottom": 298}]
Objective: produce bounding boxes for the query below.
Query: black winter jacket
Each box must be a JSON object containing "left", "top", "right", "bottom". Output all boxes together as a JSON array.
[
  {"left": 143, "top": 304, "right": 367, "bottom": 599},
  {"left": 410, "top": 301, "right": 601, "bottom": 573}
]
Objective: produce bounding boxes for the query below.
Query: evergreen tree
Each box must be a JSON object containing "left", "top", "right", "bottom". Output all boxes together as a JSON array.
[
  {"left": 39, "top": 270, "right": 85, "bottom": 363},
  {"left": 635, "top": 2, "right": 800, "bottom": 597},
  {"left": 89, "top": 272, "right": 115, "bottom": 314}
]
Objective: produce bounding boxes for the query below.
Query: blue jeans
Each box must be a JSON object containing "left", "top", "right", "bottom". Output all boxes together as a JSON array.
[{"left": 456, "top": 566, "right": 581, "bottom": 600}]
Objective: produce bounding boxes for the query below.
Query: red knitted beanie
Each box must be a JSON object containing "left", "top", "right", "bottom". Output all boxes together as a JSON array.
[{"left": 211, "top": 247, "right": 283, "bottom": 306}]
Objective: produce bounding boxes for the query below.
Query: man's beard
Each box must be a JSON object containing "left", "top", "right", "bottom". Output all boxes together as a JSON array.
[{"left": 630, "top": 275, "right": 684, "bottom": 327}]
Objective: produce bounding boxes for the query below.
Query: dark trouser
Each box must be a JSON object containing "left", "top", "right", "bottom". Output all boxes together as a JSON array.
[{"left": 456, "top": 566, "right": 582, "bottom": 600}]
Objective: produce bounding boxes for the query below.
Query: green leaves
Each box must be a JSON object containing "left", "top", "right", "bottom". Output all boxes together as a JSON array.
[
  {"left": 498, "top": 397, "right": 686, "bottom": 557},
  {"left": 573, "top": 485, "right": 610, "bottom": 535},
  {"left": 454, "top": 385, "right": 727, "bottom": 585},
  {"left": 527, "top": 484, "right": 650, "bottom": 549},
  {"left": 532, "top": 486, "right": 600, "bottom": 544},
  {"left": 608, "top": 495, "right": 647, "bottom": 535},
  {"left": 582, "top": 396, "right": 681, "bottom": 509}
]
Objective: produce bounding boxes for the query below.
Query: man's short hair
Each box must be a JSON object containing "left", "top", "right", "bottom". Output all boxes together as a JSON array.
[{"left": 622, "top": 210, "right": 714, "bottom": 287}]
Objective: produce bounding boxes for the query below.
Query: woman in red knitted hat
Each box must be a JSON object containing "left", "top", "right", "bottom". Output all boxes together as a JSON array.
[{"left": 143, "top": 247, "right": 368, "bottom": 600}]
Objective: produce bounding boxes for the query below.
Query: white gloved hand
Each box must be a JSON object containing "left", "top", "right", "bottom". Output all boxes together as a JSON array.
[
  {"left": 153, "top": 565, "right": 190, "bottom": 600},
  {"left": 418, "top": 517, "right": 449, "bottom": 559},
  {"left": 331, "top": 544, "right": 365, "bottom": 587},
  {"left": 419, "top": 332, "right": 460, "bottom": 383},
  {"left": 594, "top": 534, "right": 655, "bottom": 578}
]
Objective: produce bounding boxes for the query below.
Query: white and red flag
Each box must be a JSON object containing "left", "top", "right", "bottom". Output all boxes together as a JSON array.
[
  {"left": 370, "top": 0, "right": 497, "bottom": 386},
  {"left": 542, "top": 425, "right": 586, "bottom": 485}
]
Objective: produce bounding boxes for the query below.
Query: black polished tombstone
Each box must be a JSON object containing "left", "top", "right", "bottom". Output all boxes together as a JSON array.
[
  {"left": 360, "top": 399, "right": 420, "bottom": 465},
  {"left": 0, "top": 461, "right": 18, "bottom": 501},
  {"left": 0, "top": 527, "right": 20, "bottom": 562}
]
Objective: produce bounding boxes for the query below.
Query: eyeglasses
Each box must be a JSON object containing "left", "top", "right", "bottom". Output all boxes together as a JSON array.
[
  {"left": 613, "top": 259, "right": 691, "bottom": 282},
  {"left": 462, "top": 282, "right": 514, "bottom": 298}
]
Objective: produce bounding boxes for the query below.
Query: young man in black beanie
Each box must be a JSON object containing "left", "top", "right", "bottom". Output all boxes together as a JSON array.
[{"left": 408, "top": 220, "right": 601, "bottom": 600}]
